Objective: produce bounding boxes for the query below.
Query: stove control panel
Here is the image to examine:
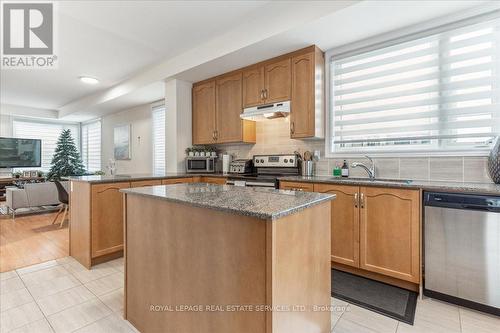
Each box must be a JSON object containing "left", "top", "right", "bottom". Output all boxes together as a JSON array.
[{"left": 253, "top": 154, "right": 298, "bottom": 168}]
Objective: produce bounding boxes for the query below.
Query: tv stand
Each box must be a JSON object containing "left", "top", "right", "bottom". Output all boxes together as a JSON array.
[{"left": 0, "top": 177, "right": 45, "bottom": 201}]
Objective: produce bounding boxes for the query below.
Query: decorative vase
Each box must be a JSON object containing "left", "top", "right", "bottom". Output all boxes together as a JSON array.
[
  {"left": 211, "top": 152, "right": 216, "bottom": 157},
  {"left": 188, "top": 152, "right": 194, "bottom": 157},
  {"left": 194, "top": 152, "right": 200, "bottom": 157},
  {"left": 488, "top": 136, "right": 500, "bottom": 184}
]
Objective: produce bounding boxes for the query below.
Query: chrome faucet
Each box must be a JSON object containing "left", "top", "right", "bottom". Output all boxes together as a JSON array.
[{"left": 351, "top": 156, "right": 376, "bottom": 180}]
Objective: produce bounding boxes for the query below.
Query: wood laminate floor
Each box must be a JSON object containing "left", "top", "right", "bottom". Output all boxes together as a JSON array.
[{"left": 0, "top": 210, "right": 68, "bottom": 273}]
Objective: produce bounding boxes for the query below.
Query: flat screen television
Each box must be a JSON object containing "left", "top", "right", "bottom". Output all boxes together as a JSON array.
[{"left": 0, "top": 137, "right": 42, "bottom": 168}]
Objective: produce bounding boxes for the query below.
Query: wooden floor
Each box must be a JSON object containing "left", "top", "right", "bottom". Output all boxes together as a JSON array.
[{"left": 0, "top": 209, "right": 69, "bottom": 272}]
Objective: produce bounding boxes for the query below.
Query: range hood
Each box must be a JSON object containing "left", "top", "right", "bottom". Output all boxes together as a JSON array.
[{"left": 240, "top": 101, "right": 290, "bottom": 121}]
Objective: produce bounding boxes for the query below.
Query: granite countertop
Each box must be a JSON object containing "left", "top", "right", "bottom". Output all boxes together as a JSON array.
[
  {"left": 69, "top": 172, "right": 228, "bottom": 184},
  {"left": 120, "top": 183, "right": 335, "bottom": 220},
  {"left": 278, "top": 176, "right": 500, "bottom": 195}
]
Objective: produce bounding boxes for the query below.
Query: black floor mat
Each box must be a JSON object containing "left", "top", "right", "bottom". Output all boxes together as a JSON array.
[{"left": 332, "top": 269, "right": 417, "bottom": 325}]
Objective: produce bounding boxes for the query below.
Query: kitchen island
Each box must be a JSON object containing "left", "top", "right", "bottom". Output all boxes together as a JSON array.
[{"left": 121, "top": 183, "right": 335, "bottom": 333}]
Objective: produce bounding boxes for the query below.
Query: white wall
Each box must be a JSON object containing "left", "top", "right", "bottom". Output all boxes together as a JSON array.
[
  {"left": 101, "top": 103, "right": 153, "bottom": 174},
  {"left": 165, "top": 79, "right": 192, "bottom": 172}
]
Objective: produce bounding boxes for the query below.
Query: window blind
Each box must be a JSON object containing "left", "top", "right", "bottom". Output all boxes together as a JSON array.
[
  {"left": 12, "top": 120, "right": 80, "bottom": 172},
  {"left": 81, "top": 120, "right": 101, "bottom": 172},
  {"left": 152, "top": 104, "right": 166, "bottom": 174},
  {"left": 331, "top": 16, "right": 500, "bottom": 153}
]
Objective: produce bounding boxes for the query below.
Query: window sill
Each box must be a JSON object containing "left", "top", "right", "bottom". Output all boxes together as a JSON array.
[{"left": 325, "top": 150, "right": 491, "bottom": 159}]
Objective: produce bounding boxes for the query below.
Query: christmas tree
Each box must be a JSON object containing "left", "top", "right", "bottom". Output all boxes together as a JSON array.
[{"left": 46, "top": 129, "right": 85, "bottom": 180}]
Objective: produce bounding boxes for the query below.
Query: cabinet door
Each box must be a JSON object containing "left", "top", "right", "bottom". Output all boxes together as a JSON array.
[
  {"left": 264, "top": 58, "right": 291, "bottom": 103},
  {"left": 192, "top": 81, "right": 216, "bottom": 144},
  {"left": 314, "top": 184, "right": 360, "bottom": 268},
  {"left": 359, "top": 187, "right": 420, "bottom": 283},
  {"left": 200, "top": 177, "right": 227, "bottom": 185},
  {"left": 242, "top": 67, "right": 264, "bottom": 108},
  {"left": 161, "top": 178, "right": 193, "bottom": 185},
  {"left": 291, "top": 52, "right": 314, "bottom": 138},
  {"left": 91, "top": 182, "right": 130, "bottom": 258},
  {"left": 130, "top": 180, "right": 162, "bottom": 188},
  {"left": 216, "top": 73, "right": 243, "bottom": 143},
  {"left": 279, "top": 181, "right": 313, "bottom": 192}
]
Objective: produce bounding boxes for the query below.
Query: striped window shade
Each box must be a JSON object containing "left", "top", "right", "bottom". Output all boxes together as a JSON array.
[
  {"left": 12, "top": 120, "right": 80, "bottom": 172},
  {"left": 152, "top": 103, "right": 166, "bottom": 174},
  {"left": 330, "top": 15, "right": 500, "bottom": 154},
  {"left": 82, "top": 120, "right": 101, "bottom": 172}
]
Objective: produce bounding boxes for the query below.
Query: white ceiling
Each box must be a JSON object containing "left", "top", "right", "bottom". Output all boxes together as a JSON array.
[
  {"left": 0, "top": 1, "right": 269, "bottom": 110},
  {"left": 1, "top": 0, "right": 496, "bottom": 122}
]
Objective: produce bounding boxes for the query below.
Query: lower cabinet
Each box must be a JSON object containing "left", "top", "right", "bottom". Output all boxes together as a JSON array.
[
  {"left": 162, "top": 177, "right": 193, "bottom": 185},
  {"left": 279, "top": 181, "right": 313, "bottom": 192},
  {"left": 91, "top": 182, "right": 130, "bottom": 258},
  {"left": 131, "top": 180, "right": 162, "bottom": 187},
  {"left": 314, "top": 183, "right": 421, "bottom": 284},
  {"left": 200, "top": 176, "right": 227, "bottom": 185},
  {"left": 359, "top": 186, "right": 420, "bottom": 283}
]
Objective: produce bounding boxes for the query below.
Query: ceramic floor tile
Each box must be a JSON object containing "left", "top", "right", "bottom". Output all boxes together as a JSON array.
[
  {"left": 0, "top": 288, "right": 33, "bottom": 312},
  {"left": 36, "top": 285, "right": 96, "bottom": 316},
  {"left": 55, "top": 257, "right": 79, "bottom": 266},
  {"left": 84, "top": 272, "right": 123, "bottom": 296},
  {"left": 10, "top": 318, "right": 54, "bottom": 333},
  {"left": 46, "top": 298, "right": 111, "bottom": 333},
  {"left": 0, "top": 301, "right": 44, "bottom": 332},
  {"left": 412, "top": 298, "right": 461, "bottom": 333},
  {"left": 0, "top": 270, "right": 18, "bottom": 281},
  {"left": 73, "top": 314, "right": 135, "bottom": 333},
  {"left": 64, "top": 261, "right": 118, "bottom": 284},
  {"left": 98, "top": 288, "right": 124, "bottom": 315},
  {"left": 20, "top": 266, "right": 70, "bottom": 287},
  {"left": 340, "top": 304, "right": 398, "bottom": 333},
  {"left": 333, "top": 317, "right": 382, "bottom": 333},
  {"left": 397, "top": 320, "right": 460, "bottom": 333},
  {"left": 106, "top": 258, "right": 124, "bottom": 272},
  {"left": 460, "top": 307, "right": 500, "bottom": 333},
  {"left": 26, "top": 274, "right": 81, "bottom": 300},
  {"left": 16, "top": 260, "right": 59, "bottom": 276},
  {"left": 0, "top": 276, "right": 25, "bottom": 295}
]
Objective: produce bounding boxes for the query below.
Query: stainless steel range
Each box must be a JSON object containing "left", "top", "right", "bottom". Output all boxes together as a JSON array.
[{"left": 226, "top": 154, "right": 300, "bottom": 189}]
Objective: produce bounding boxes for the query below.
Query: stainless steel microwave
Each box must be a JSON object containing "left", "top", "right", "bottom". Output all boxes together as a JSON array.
[{"left": 185, "top": 157, "right": 217, "bottom": 173}]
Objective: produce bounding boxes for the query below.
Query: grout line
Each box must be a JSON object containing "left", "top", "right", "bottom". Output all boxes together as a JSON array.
[{"left": 458, "top": 306, "right": 463, "bottom": 333}]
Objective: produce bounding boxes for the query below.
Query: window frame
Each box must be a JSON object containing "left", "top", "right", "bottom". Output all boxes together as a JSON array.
[{"left": 325, "top": 7, "right": 500, "bottom": 158}]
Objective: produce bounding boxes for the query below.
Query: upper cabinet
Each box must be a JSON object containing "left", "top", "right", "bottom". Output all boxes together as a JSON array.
[
  {"left": 192, "top": 81, "right": 216, "bottom": 144},
  {"left": 192, "top": 73, "right": 256, "bottom": 145},
  {"left": 193, "top": 45, "right": 324, "bottom": 143},
  {"left": 264, "top": 58, "right": 291, "bottom": 103},
  {"left": 242, "top": 67, "right": 265, "bottom": 108},
  {"left": 291, "top": 47, "right": 324, "bottom": 138}
]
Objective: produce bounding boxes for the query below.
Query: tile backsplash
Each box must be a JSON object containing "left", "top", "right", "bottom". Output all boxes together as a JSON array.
[{"left": 216, "top": 118, "right": 493, "bottom": 183}]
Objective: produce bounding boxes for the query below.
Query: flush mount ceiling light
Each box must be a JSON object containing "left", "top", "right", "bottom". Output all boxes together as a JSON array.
[{"left": 79, "top": 76, "right": 99, "bottom": 84}]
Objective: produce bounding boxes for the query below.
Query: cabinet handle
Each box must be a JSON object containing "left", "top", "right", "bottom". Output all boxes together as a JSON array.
[
  {"left": 360, "top": 193, "right": 365, "bottom": 208},
  {"left": 290, "top": 122, "right": 295, "bottom": 134},
  {"left": 264, "top": 89, "right": 268, "bottom": 99},
  {"left": 212, "top": 131, "right": 216, "bottom": 141},
  {"left": 215, "top": 130, "right": 218, "bottom": 141},
  {"left": 354, "top": 193, "right": 358, "bottom": 208},
  {"left": 260, "top": 89, "right": 265, "bottom": 100}
]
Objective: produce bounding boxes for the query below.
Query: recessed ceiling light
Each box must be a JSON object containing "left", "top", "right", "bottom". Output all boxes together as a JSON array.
[{"left": 79, "top": 76, "right": 99, "bottom": 84}]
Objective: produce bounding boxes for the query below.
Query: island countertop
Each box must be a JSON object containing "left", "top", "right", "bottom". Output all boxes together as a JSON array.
[{"left": 120, "top": 183, "right": 335, "bottom": 220}]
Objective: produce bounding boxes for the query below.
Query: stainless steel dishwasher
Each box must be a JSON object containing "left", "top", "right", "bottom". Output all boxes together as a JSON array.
[{"left": 424, "top": 191, "right": 500, "bottom": 316}]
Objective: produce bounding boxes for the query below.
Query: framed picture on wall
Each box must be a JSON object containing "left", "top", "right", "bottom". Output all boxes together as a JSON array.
[{"left": 114, "top": 124, "right": 131, "bottom": 160}]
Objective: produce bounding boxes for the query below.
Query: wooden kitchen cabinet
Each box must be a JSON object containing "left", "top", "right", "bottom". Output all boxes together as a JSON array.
[
  {"left": 162, "top": 177, "right": 193, "bottom": 185},
  {"left": 242, "top": 67, "right": 265, "bottom": 107},
  {"left": 192, "top": 80, "right": 216, "bottom": 144},
  {"left": 91, "top": 182, "right": 130, "bottom": 259},
  {"left": 193, "top": 74, "right": 255, "bottom": 145},
  {"left": 131, "top": 180, "right": 162, "bottom": 187},
  {"left": 200, "top": 176, "right": 227, "bottom": 185},
  {"left": 314, "top": 184, "right": 359, "bottom": 268},
  {"left": 264, "top": 58, "right": 291, "bottom": 103},
  {"left": 279, "top": 181, "right": 313, "bottom": 192},
  {"left": 359, "top": 186, "right": 420, "bottom": 283},
  {"left": 216, "top": 73, "right": 256, "bottom": 144},
  {"left": 291, "top": 47, "right": 324, "bottom": 138}
]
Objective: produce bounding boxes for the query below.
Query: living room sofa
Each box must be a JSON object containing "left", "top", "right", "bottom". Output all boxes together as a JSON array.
[{"left": 5, "top": 181, "right": 69, "bottom": 218}]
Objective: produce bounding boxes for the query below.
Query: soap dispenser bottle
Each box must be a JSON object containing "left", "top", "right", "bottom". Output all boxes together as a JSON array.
[{"left": 341, "top": 160, "right": 349, "bottom": 178}]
